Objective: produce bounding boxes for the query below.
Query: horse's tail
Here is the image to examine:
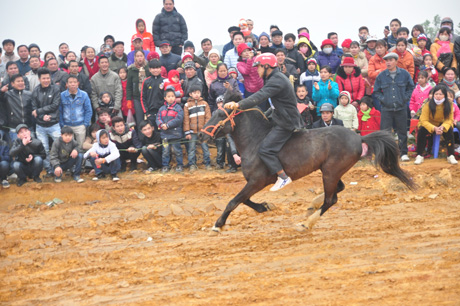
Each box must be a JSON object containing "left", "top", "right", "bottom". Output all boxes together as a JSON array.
[{"left": 361, "top": 131, "right": 416, "bottom": 190}]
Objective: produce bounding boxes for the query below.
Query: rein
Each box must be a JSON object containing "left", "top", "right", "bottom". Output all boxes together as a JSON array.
[{"left": 201, "top": 106, "right": 268, "bottom": 138}]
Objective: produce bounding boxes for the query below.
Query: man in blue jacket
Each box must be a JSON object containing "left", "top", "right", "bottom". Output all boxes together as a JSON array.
[
  {"left": 373, "top": 53, "right": 415, "bottom": 162},
  {"left": 60, "top": 75, "right": 92, "bottom": 149}
]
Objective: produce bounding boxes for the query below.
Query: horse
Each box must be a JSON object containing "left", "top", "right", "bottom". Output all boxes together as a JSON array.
[{"left": 199, "top": 92, "right": 415, "bottom": 232}]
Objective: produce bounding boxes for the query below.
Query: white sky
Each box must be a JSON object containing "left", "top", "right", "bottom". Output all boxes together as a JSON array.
[{"left": 1, "top": 0, "right": 459, "bottom": 56}]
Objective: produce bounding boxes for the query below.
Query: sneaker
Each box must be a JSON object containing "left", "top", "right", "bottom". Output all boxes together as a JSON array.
[
  {"left": 73, "top": 176, "right": 84, "bottom": 183},
  {"left": 54, "top": 176, "right": 62, "bottom": 183},
  {"left": 226, "top": 167, "right": 237, "bottom": 173},
  {"left": 215, "top": 164, "right": 224, "bottom": 170},
  {"left": 145, "top": 167, "right": 158, "bottom": 173},
  {"left": 162, "top": 166, "right": 169, "bottom": 173},
  {"left": 447, "top": 155, "right": 458, "bottom": 165},
  {"left": 414, "top": 155, "right": 424, "bottom": 165},
  {"left": 176, "top": 165, "right": 183, "bottom": 172},
  {"left": 112, "top": 174, "right": 120, "bottom": 181},
  {"left": 189, "top": 165, "right": 198, "bottom": 172},
  {"left": 92, "top": 173, "right": 106, "bottom": 181},
  {"left": 8, "top": 173, "right": 17, "bottom": 180},
  {"left": 270, "top": 176, "right": 292, "bottom": 191},
  {"left": 2, "top": 180, "right": 10, "bottom": 188},
  {"left": 16, "top": 178, "right": 26, "bottom": 187},
  {"left": 401, "top": 155, "right": 410, "bottom": 162},
  {"left": 205, "top": 165, "right": 213, "bottom": 171},
  {"left": 33, "top": 176, "right": 43, "bottom": 183}
]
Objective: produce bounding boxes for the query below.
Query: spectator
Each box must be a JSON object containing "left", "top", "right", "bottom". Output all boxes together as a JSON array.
[
  {"left": 440, "top": 17, "right": 458, "bottom": 41},
  {"left": 431, "top": 27, "right": 458, "bottom": 80},
  {"left": 335, "top": 57, "right": 366, "bottom": 110},
  {"left": 25, "top": 56, "right": 41, "bottom": 91},
  {"left": 141, "top": 60, "right": 164, "bottom": 129},
  {"left": 10, "top": 124, "right": 45, "bottom": 186},
  {"left": 247, "top": 19, "right": 258, "bottom": 40},
  {"left": 181, "top": 41, "right": 207, "bottom": 69},
  {"left": 271, "top": 30, "right": 284, "bottom": 49},
  {"left": 32, "top": 68, "right": 61, "bottom": 175},
  {"left": 49, "top": 126, "right": 84, "bottom": 183},
  {"left": 236, "top": 43, "right": 263, "bottom": 97},
  {"left": 364, "top": 36, "right": 378, "bottom": 61},
  {"left": 368, "top": 40, "right": 388, "bottom": 111},
  {"left": 328, "top": 32, "right": 343, "bottom": 57},
  {"left": 57, "top": 43, "right": 69, "bottom": 66},
  {"left": 147, "top": 51, "right": 167, "bottom": 78},
  {"left": 299, "top": 58, "right": 320, "bottom": 101},
  {"left": 341, "top": 39, "right": 352, "bottom": 56},
  {"left": 373, "top": 53, "right": 414, "bottom": 162},
  {"left": 199, "top": 38, "right": 213, "bottom": 63},
  {"left": 152, "top": 0, "right": 188, "bottom": 56},
  {"left": 411, "top": 25, "right": 432, "bottom": 50},
  {"left": 284, "top": 33, "right": 306, "bottom": 73},
  {"left": 127, "top": 35, "right": 149, "bottom": 67},
  {"left": 181, "top": 61, "right": 204, "bottom": 106},
  {"left": 296, "top": 84, "right": 314, "bottom": 129},
  {"left": 61, "top": 60, "right": 92, "bottom": 96},
  {"left": 222, "top": 26, "right": 241, "bottom": 60},
  {"left": 130, "top": 18, "right": 155, "bottom": 52},
  {"left": 84, "top": 129, "right": 121, "bottom": 181},
  {"left": 316, "top": 39, "right": 341, "bottom": 74},
  {"left": 410, "top": 70, "right": 432, "bottom": 118},
  {"left": 133, "top": 120, "right": 162, "bottom": 172},
  {"left": 275, "top": 49, "right": 298, "bottom": 81},
  {"left": 1, "top": 39, "right": 19, "bottom": 63},
  {"left": 414, "top": 85, "right": 457, "bottom": 165},
  {"left": 358, "top": 96, "right": 381, "bottom": 136},
  {"left": 109, "top": 41, "right": 127, "bottom": 72},
  {"left": 392, "top": 38, "right": 415, "bottom": 79},
  {"left": 349, "top": 41, "right": 369, "bottom": 77},
  {"left": 440, "top": 68, "right": 459, "bottom": 93},
  {"left": 208, "top": 64, "right": 238, "bottom": 112},
  {"left": 258, "top": 32, "right": 275, "bottom": 54},
  {"left": 224, "top": 31, "right": 245, "bottom": 78},
  {"left": 90, "top": 56, "right": 122, "bottom": 115},
  {"left": 312, "top": 66, "right": 340, "bottom": 116},
  {"left": 1, "top": 61, "right": 30, "bottom": 91},
  {"left": 15, "top": 45, "right": 30, "bottom": 75},
  {"left": 127, "top": 50, "right": 151, "bottom": 126},
  {"left": 118, "top": 67, "right": 131, "bottom": 122},
  {"left": 358, "top": 26, "right": 369, "bottom": 50},
  {"left": 96, "top": 108, "right": 113, "bottom": 130},
  {"left": 297, "top": 35, "right": 316, "bottom": 62},
  {"left": 334, "top": 91, "right": 358, "bottom": 130},
  {"left": 60, "top": 75, "right": 93, "bottom": 148},
  {"left": 28, "top": 44, "right": 44, "bottom": 67},
  {"left": 0, "top": 47, "right": 5, "bottom": 81},
  {"left": 159, "top": 41, "right": 181, "bottom": 72},
  {"left": 204, "top": 49, "right": 221, "bottom": 88},
  {"left": 386, "top": 18, "right": 401, "bottom": 49},
  {"left": 82, "top": 47, "right": 99, "bottom": 79},
  {"left": 312, "top": 103, "right": 344, "bottom": 128},
  {"left": 110, "top": 116, "right": 140, "bottom": 172},
  {"left": 82, "top": 123, "right": 100, "bottom": 152}
]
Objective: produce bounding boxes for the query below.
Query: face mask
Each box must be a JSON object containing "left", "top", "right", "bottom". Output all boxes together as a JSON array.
[
  {"left": 439, "top": 35, "right": 449, "bottom": 41},
  {"left": 300, "top": 47, "right": 308, "bottom": 54},
  {"left": 434, "top": 98, "right": 445, "bottom": 105},
  {"left": 323, "top": 47, "right": 333, "bottom": 54},
  {"left": 246, "top": 42, "right": 253, "bottom": 48}
]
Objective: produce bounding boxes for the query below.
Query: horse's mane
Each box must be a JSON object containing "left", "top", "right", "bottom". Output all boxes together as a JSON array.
[{"left": 223, "top": 89, "right": 243, "bottom": 103}]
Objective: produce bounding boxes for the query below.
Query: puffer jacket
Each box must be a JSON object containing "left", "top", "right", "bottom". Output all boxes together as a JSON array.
[
  {"left": 238, "top": 68, "right": 304, "bottom": 131},
  {"left": 352, "top": 52, "right": 369, "bottom": 77},
  {"left": 237, "top": 58, "right": 264, "bottom": 93},
  {"left": 208, "top": 77, "right": 238, "bottom": 112},
  {"left": 31, "top": 84, "right": 61, "bottom": 127},
  {"left": 392, "top": 50, "right": 415, "bottom": 78},
  {"left": 183, "top": 97, "right": 211, "bottom": 135},
  {"left": 152, "top": 8, "right": 188, "bottom": 47},
  {"left": 299, "top": 69, "right": 321, "bottom": 100},
  {"left": 141, "top": 74, "right": 164, "bottom": 114},
  {"left": 110, "top": 127, "right": 135, "bottom": 150},
  {"left": 316, "top": 51, "right": 341, "bottom": 73},
  {"left": 49, "top": 137, "right": 79, "bottom": 169},
  {"left": 10, "top": 137, "right": 46, "bottom": 163},
  {"left": 368, "top": 53, "right": 387, "bottom": 86},
  {"left": 1, "top": 88, "right": 33, "bottom": 129},
  {"left": 358, "top": 107, "right": 381, "bottom": 136},
  {"left": 334, "top": 103, "right": 359, "bottom": 130},
  {"left": 160, "top": 52, "right": 182, "bottom": 72},
  {"left": 312, "top": 79, "right": 340, "bottom": 116},
  {"left": 335, "top": 66, "right": 365, "bottom": 102},
  {"left": 156, "top": 101, "right": 184, "bottom": 140},
  {"left": 131, "top": 18, "right": 155, "bottom": 51},
  {"left": 409, "top": 84, "right": 432, "bottom": 112}
]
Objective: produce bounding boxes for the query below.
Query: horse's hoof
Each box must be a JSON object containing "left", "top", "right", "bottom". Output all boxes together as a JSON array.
[
  {"left": 211, "top": 226, "right": 221, "bottom": 233},
  {"left": 263, "top": 202, "right": 277, "bottom": 211},
  {"left": 295, "top": 223, "right": 308, "bottom": 232},
  {"left": 305, "top": 210, "right": 321, "bottom": 229}
]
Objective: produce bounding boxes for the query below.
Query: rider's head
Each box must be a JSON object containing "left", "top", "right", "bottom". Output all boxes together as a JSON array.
[{"left": 253, "top": 53, "right": 278, "bottom": 80}]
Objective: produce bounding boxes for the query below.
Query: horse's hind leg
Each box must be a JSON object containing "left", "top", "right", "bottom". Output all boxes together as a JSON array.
[
  {"left": 244, "top": 199, "right": 275, "bottom": 213},
  {"left": 306, "top": 180, "right": 345, "bottom": 218}
]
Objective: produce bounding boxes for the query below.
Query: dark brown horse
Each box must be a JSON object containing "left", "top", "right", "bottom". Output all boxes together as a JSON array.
[{"left": 199, "top": 93, "right": 415, "bottom": 232}]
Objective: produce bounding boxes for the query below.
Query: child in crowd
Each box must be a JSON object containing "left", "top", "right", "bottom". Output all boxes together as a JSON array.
[
  {"left": 334, "top": 91, "right": 358, "bottom": 131},
  {"left": 83, "top": 123, "right": 101, "bottom": 152},
  {"left": 358, "top": 96, "right": 381, "bottom": 136},
  {"left": 416, "top": 34, "right": 431, "bottom": 56},
  {"left": 49, "top": 126, "right": 84, "bottom": 183},
  {"left": 410, "top": 71, "right": 432, "bottom": 117},
  {"left": 118, "top": 67, "right": 132, "bottom": 122},
  {"left": 421, "top": 54, "right": 439, "bottom": 85},
  {"left": 110, "top": 116, "right": 140, "bottom": 172},
  {"left": 441, "top": 68, "right": 459, "bottom": 93},
  {"left": 98, "top": 92, "right": 116, "bottom": 116},
  {"left": 156, "top": 88, "right": 184, "bottom": 173},
  {"left": 214, "top": 95, "right": 227, "bottom": 169},
  {"left": 296, "top": 84, "right": 314, "bottom": 129},
  {"left": 84, "top": 129, "right": 121, "bottom": 181},
  {"left": 183, "top": 85, "right": 212, "bottom": 171},
  {"left": 228, "top": 67, "right": 245, "bottom": 96},
  {"left": 133, "top": 121, "right": 162, "bottom": 173},
  {"left": 96, "top": 108, "right": 113, "bottom": 130},
  {"left": 141, "top": 59, "right": 165, "bottom": 130},
  {"left": 204, "top": 49, "right": 222, "bottom": 88},
  {"left": 130, "top": 18, "right": 155, "bottom": 51},
  {"left": 299, "top": 58, "right": 320, "bottom": 100},
  {"left": 162, "top": 70, "right": 184, "bottom": 104},
  {"left": 0, "top": 138, "right": 10, "bottom": 188},
  {"left": 312, "top": 65, "right": 340, "bottom": 117}
]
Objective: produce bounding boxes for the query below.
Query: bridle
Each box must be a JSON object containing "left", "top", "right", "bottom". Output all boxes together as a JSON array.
[{"left": 201, "top": 106, "right": 268, "bottom": 139}]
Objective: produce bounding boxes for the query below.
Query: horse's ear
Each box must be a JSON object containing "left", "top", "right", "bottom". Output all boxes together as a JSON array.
[{"left": 224, "top": 88, "right": 243, "bottom": 103}]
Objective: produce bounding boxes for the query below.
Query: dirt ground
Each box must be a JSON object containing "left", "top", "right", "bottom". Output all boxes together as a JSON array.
[{"left": 0, "top": 159, "right": 459, "bottom": 305}]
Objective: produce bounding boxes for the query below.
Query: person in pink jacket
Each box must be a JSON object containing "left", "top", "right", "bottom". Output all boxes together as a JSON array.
[
  {"left": 236, "top": 43, "right": 263, "bottom": 97},
  {"left": 409, "top": 70, "right": 432, "bottom": 117}
]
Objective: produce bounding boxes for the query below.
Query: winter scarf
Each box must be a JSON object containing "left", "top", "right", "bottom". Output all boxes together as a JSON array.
[
  {"left": 84, "top": 57, "right": 99, "bottom": 79},
  {"left": 361, "top": 108, "right": 371, "bottom": 121}
]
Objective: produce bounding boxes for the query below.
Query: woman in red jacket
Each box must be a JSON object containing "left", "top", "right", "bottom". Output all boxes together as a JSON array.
[
  {"left": 358, "top": 96, "right": 380, "bottom": 136},
  {"left": 236, "top": 43, "right": 263, "bottom": 97},
  {"left": 335, "top": 56, "right": 365, "bottom": 111}
]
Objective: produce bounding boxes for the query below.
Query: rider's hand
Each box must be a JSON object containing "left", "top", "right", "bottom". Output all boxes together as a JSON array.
[{"left": 224, "top": 102, "right": 239, "bottom": 110}]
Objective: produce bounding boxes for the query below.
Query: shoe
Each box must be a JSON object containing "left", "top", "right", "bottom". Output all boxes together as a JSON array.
[
  {"left": 17, "top": 178, "right": 26, "bottom": 187},
  {"left": 414, "top": 155, "right": 424, "bottom": 165},
  {"left": 33, "top": 176, "right": 43, "bottom": 183},
  {"left": 183, "top": 163, "right": 191, "bottom": 169},
  {"left": 226, "top": 167, "right": 237, "bottom": 173},
  {"left": 176, "top": 165, "right": 183, "bottom": 172},
  {"left": 92, "top": 173, "right": 106, "bottom": 181},
  {"left": 2, "top": 180, "right": 10, "bottom": 188},
  {"left": 270, "top": 176, "right": 292, "bottom": 191},
  {"left": 401, "top": 155, "right": 410, "bottom": 162},
  {"left": 8, "top": 173, "right": 17, "bottom": 180},
  {"left": 44, "top": 172, "right": 53, "bottom": 179},
  {"left": 111, "top": 174, "right": 120, "bottom": 181},
  {"left": 73, "top": 176, "right": 84, "bottom": 183},
  {"left": 189, "top": 165, "right": 198, "bottom": 172},
  {"left": 162, "top": 166, "right": 169, "bottom": 173},
  {"left": 215, "top": 164, "right": 224, "bottom": 170},
  {"left": 447, "top": 155, "right": 458, "bottom": 165},
  {"left": 54, "top": 176, "right": 62, "bottom": 183},
  {"left": 145, "top": 167, "right": 158, "bottom": 173},
  {"left": 205, "top": 165, "right": 213, "bottom": 171}
]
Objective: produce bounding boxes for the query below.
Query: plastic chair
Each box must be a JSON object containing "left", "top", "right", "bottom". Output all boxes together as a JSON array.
[{"left": 432, "top": 127, "right": 459, "bottom": 158}]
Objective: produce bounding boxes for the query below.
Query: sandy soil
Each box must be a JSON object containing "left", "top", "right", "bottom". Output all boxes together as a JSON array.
[{"left": 0, "top": 159, "right": 459, "bottom": 305}]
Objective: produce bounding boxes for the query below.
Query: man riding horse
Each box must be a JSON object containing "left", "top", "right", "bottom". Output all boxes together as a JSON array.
[{"left": 225, "top": 53, "right": 303, "bottom": 191}]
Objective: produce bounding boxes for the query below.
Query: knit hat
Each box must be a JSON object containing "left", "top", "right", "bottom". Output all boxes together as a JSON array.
[
  {"left": 147, "top": 51, "right": 160, "bottom": 61},
  {"left": 208, "top": 49, "right": 220, "bottom": 58},
  {"left": 131, "top": 34, "right": 143, "bottom": 42},
  {"left": 341, "top": 39, "right": 352, "bottom": 49},
  {"left": 184, "top": 41, "right": 195, "bottom": 50},
  {"left": 321, "top": 39, "right": 335, "bottom": 49},
  {"left": 237, "top": 43, "right": 250, "bottom": 56},
  {"left": 228, "top": 67, "right": 238, "bottom": 75},
  {"left": 340, "top": 57, "right": 357, "bottom": 67},
  {"left": 298, "top": 32, "right": 311, "bottom": 41},
  {"left": 259, "top": 32, "right": 271, "bottom": 42},
  {"left": 182, "top": 52, "right": 193, "bottom": 62},
  {"left": 383, "top": 53, "right": 399, "bottom": 60},
  {"left": 307, "top": 58, "right": 317, "bottom": 65},
  {"left": 417, "top": 34, "right": 428, "bottom": 42},
  {"left": 339, "top": 91, "right": 351, "bottom": 102},
  {"left": 184, "top": 61, "right": 196, "bottom": 70}
]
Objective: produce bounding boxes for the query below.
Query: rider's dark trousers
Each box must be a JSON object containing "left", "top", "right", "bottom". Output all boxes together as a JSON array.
[{"left": 258, "top": 125, "right": 293, "bottom": 175}]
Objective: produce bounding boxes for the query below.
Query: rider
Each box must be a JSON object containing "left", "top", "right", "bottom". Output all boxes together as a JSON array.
[{"left": 225, "top": 53, "right": 303, "bottom": 191}]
